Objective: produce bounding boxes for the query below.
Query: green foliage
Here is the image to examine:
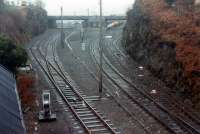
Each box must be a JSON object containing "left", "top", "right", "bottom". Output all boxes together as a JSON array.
[{"left": 0, "top": 35, "right": 27, "bottom": 72}]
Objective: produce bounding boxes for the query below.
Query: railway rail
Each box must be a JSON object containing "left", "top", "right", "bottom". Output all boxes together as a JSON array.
[
  {"left": 65, "top": 37, "right": 154, "bottom": 134},
  {"left": 104, "top": 32, "right": 200, "bottom": 128},
  {"left": 64, "top": 29, "right": 177, "bottom": 134},
  {"left": 29, "top": 32, "right": 120, "bottom": 134},
  {"left": 28, "top": 27, "right": 200, "bottom": 134},
  {"left": 90, "top": 30, "right": 200, "bottom": 134},
  {"left": 107, "top": 35, "right": 200, "bottom": 124},
  {"left": 62, "top": 27, "right": 200, "bottom": 134}
]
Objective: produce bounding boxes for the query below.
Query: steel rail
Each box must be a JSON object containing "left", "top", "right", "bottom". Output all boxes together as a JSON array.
[
  {"left": 30, "top": 47, "right": 92, "bottom": 134},
  {"left": 32, "top": 34, "right": 118, "bottom": 134},
  {"left": 50, "top": 38, "right": 117, "bottom": 134},
  {"left": 111, "top": 36, "right": 200, "bottom": 124},
  {"left": 106, "top": 36, "right": 200, "bottom": 132},
  {"left": 92, "top": 37, "right": 200, "bottom": 134},
  {"left": 29, "top": 35, "right": 93, "bottom": 133}
]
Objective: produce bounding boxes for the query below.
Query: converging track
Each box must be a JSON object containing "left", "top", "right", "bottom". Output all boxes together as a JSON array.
[
  {"left": 64, "top": 28, "right": 173, "bottom": 134},
  {"left": 90, "top": 28, "right": 200, "bottom": 134},
  {"left": 28, "top": 26, "right": 200, "bottom": 134},
  {"left": 29, "top": 31, "right": 120, "bottom": 134}
]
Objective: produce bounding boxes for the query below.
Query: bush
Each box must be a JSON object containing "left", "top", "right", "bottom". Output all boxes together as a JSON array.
[
  {"left": 0, "top": 35, "right": 27, "bottom": 72},
  {"left": 17, "top": 74, "right": 35, "bottom": 106},
  {"left": 123, "top": 0, "right": 200, "bottom": 96}
]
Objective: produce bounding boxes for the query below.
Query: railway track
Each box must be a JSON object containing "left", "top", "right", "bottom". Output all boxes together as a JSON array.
[
  {"left": 29, "top": 32, "right": 120, "bottom": 134},
  {"left": 61, "top": 27, "right": 200, "bottom": 134},
  {"left": 34, "top": 30, "right": 144, "bottom": 134},
  {"left": 64, "top": 28, "right": 178, "bottom": 134},
  {"left": 89, "top": 34, "right": 200, "bottom": 134},
  {"left": 32, "top": 28, "right": 200, "bottom": 134},
  {"left": 104, "top": 32, "right": 200, "bottom": 128},
  {"left": 107, "top": 35, "right": 200, "bottom": 125},
  {"left": 65, "top": 36, "right": 155, "bottom": 134}
]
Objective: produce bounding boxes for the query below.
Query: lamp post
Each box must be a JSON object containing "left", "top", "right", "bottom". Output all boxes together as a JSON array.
[
  {"left": 98, "top": 0, "right": 103, "bottom": 98},
  {"left": 61, "top": 6, "right": 64, "bottom": 48}
]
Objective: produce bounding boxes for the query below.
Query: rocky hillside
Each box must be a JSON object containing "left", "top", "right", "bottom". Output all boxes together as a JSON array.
[
  {"left": 0, "top": 5, "right": 47, "bottom": 44},
  {"left": 123, "top": 0, "right": 200, "bottom": 107}
]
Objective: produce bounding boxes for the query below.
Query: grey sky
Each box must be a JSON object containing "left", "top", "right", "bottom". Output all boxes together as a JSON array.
[{"left": 44, "top": 0, "right": 135, "bottom": 15}]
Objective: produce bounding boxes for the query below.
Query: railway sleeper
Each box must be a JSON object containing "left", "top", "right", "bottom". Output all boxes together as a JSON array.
[
  {"left": 89, "top": 128, "right": 109, "bottom": 133},
  {"left": 63, "top": 92, "right": 75, "bottom": 95},
  {"left": 67, "top": 97, "right": 81, "bottom": 101},
  {"left": 91, "top": 123, "right": 114, "bottom": 128},
  {"left": 57, "top": 84, "right": 66, "bottom": 87},
  {"left": 84, "top": 120, "right": 102, "bottom": 124},
  {"left": 91, "top": 128, "right": 118, "bottom": 134},
  {"left": 72, "top": 101, "right": 94, "bottom": 106},
  {"left": 63, "top": 89, "right": 77, "bottom": 93},
  {"left": 69, "top": 101, "right": 85, "bottom": 105},
  {"left": 63, "top": 91, "right": 75, "bottom": 96},
  {"left": 77, "top": 111, "right": 92, "bottom": 114},
  {"left": 56, "top": 81, "right": 66, "bottom": 85},
  {"left": 75, "top": 107, "right": 97, "bottom": 111},
  {"left": 71, "top": 102, "right": 86, "bottom": 105},
  {"left": 63, "top": 91, "right": 75, "bottom": 95},
  {"left": 58, "top": 85, "right": 70, "bottom": 89},
  {"left": 52, "top": 76, "right": 62, "bottom": 80},
  {"left": 63, "top": 92, "right": 86, "bottom": 97},
  {"left": 78, "top": 113, "right": 94, "bottom": 117},
  {"left": 70, "top": 101, "right": 86, "bottom": 105},
  {"left": 81, "top": 117, "right": 98, "bottom": 121},
  {"left": 76, "top": 109, "right": 93, "bottom": 112},
  {"left": 86, "top": 119, "right": 112, "bottom": 124},
  {"left": 64, "top": 94, "right": 78, "bottom": 98},
  {"left": 51, "top": 72, "right": 59, "bottom": 76},
  {"left": 87, "top": 124, "right": 108, "bottom": 129},
  {"left": 56, "top": 79, "right": 65, "bottom": 83}
]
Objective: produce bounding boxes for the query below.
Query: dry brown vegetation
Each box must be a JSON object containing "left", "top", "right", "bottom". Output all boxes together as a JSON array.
[
  {"left": 124, "top": 0, "right": 200, "bottom": 104},
  {"left": 143, "top": 0, "right": 200, "bottom": 97},
  {"left": 0, "top": 10, "right": 27, "bottom": 44},
  {"left": 17, "top": 73, "right": 39, "bottom": 133},
  {"left": 0, "top": 6, "right": 47, "bottom": 44},
  {"left": 17, "top": 73, "right": 36, "bottom": 107}
]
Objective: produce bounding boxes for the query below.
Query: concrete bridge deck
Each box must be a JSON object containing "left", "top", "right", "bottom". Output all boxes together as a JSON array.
[{"left": 48, "top": 15, "right": 126, "bottom": 21}]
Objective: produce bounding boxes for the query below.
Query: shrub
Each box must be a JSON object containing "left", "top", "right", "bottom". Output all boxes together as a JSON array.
[
  {"left": 0, "top": 35, "right": 27, "bottom": 72},
  {"left": 17, "top": 74, "right": 35, "bottom": 106}
]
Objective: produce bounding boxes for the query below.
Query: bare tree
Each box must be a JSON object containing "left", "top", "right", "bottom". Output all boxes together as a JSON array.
[
  {"left": 35, "top": 0, "right": 45, "bottom": 8},
  {"left": 0, "top": 0, "right": 4, "bottom": 9},
  {"left": 165, "top": 0, "right": 176, "bottom": 5}
]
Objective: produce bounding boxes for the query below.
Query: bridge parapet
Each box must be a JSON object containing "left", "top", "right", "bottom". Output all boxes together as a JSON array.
[
  {"left": 47, "top": 15, "right": 126, "bottom": 28},
  {"left": 47, "top": 16, "right": 126, "bottom": 21}
]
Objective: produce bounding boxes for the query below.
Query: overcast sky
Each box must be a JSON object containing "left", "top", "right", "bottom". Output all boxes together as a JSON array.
[{"left": 43, "top": 0, "right": 135, "bottom": 15}]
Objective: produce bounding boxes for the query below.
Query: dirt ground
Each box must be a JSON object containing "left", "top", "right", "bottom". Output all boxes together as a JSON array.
[{"left": 21, "top": 68, "right": 73, "bottom": 134}]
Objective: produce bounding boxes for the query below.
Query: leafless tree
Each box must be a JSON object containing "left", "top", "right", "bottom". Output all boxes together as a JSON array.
[
  {"left": 35, "top": 0, "right": 45, "bottom": 8},
  {"left": 0, "top": 0, "right": 4, "bottom": 9}
]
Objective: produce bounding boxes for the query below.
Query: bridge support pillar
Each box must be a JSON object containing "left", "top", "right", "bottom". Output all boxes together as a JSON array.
[{"left": 48, "top": 19, "right": 57, "bottom": 28}]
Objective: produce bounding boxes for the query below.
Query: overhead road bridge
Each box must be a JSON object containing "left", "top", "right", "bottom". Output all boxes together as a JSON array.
[
  {"left": 48, "top": 15, "right": 126, "bottom": 21},
  {"left": 47, "top": 15, "right": 126, "bottom": 28}
]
